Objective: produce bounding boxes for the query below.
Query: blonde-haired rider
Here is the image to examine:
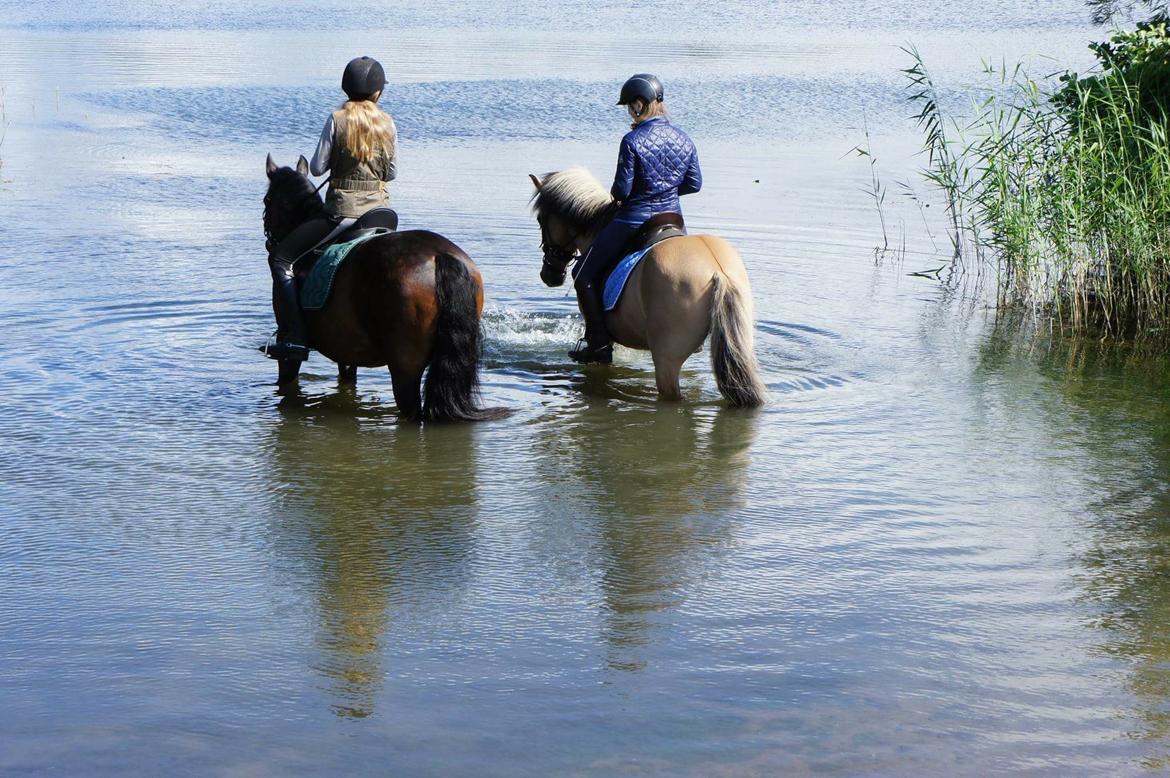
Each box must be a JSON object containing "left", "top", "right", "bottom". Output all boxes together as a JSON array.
[
  {"left": 262, "top": 56, "right": 398, "bottom": 362},
  {"left": 310, "top": 56, "right": 398, "bottom": 219}
]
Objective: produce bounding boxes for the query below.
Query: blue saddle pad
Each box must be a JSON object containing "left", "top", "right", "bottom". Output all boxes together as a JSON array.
[
  {"left": 300, "top": 232, "right": 384, "bottom": 311},
  {"left": 602, "top": 247, "right": 651, "bottom": 311}
]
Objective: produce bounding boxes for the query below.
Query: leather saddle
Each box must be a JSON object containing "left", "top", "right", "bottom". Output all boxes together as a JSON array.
[
  {"left": 292, "top": 208, "right": 398, "bottom": 280},
  {"left": 627, "top": 212, "right": 686, "bottom": 255},
  {"left": 346, "top": 207, "right": 399, "bottom": 235}
]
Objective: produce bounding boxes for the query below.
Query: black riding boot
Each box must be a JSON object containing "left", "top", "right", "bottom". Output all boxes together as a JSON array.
[
  {"left": 262, "top": 259, "right": 309, "bottom": 362},
  {"left": 569, "top": 281, "right": 613, "bottom": 364},
  {"left": 260, "top": 218, "right": 336, "bottom": 361}
]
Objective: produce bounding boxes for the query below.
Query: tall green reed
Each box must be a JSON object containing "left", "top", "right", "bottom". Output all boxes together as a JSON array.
[{"left": 907, "top": 20, "right": 1170, "bottom": 338}]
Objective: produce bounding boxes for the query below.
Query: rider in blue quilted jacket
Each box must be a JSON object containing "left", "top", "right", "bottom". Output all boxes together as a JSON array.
[{"left": 569, "top": 73, "right": 703, "bottom": 364}]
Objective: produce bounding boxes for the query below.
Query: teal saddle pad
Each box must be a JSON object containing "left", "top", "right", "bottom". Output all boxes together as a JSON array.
[{"left": 299, "top": 232, "right": 385, "bottom": 311}]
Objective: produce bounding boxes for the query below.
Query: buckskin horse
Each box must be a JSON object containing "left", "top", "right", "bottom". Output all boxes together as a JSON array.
[
  {"left": 262, "top": 154, "right": 497, "bottom": 422},
  {"left": 530, "top": 167, "right": 767, "bottom": 407}
]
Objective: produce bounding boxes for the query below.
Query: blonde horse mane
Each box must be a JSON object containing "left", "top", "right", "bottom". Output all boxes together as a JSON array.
[{"left": 530, "top": 166, "right": 618, "bottom": 231}]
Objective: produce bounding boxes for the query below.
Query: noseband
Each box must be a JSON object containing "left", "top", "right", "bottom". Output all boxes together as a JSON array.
[{"left": 538, "top": 214, "right": 583, "bottom": 283}]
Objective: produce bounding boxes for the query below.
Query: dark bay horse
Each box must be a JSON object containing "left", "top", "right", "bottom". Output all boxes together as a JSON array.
[
  {"left": 263, "top": 155, "right": 497, "bottom": 422},
  {"left": 530, "top": 167, "right": 768, "bottom": 407}
]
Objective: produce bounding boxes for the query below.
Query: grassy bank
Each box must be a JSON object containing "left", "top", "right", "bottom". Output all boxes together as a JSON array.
[{"left": 907, "top": 19, "right": 1170, "bottom": 338}]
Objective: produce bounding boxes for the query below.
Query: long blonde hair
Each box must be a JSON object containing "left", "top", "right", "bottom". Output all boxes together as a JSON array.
[{"left": 336, "top": 98, "right": 396, "bottom": 163}]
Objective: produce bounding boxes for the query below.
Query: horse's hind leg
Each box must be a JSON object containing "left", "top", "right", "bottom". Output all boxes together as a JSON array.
[
  {"left": 651, "top": 351, "right": 686, "bottom": 402},
  {"left": 647, "top": 307, "right": 702, "bottom": 402},
  {"left": 388, "top": 365, "right": 424, "bottom": 421},
  {"left": 338, "top": 364, "right": 357, "bottom": 384}
]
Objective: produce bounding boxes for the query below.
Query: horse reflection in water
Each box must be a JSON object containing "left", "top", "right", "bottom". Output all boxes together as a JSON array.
[
  {"left": 265, "top": 406, "right": 478, "bottom": 718},
  {"left": 535, "top": 403, "right": 759, "bottom": 671}
]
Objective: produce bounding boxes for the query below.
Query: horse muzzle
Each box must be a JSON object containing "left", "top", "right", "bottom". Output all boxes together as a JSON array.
[{"left": 541, "top": 259, "right": 568, "bottom": 288}]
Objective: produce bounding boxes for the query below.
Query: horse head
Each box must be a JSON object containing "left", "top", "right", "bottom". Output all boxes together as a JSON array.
[
  {"left": 529, "top": 168, "right": 618, "bottom": 288},
  {"left": 263, "top": 153, "right": 325, "bottom": 253}
]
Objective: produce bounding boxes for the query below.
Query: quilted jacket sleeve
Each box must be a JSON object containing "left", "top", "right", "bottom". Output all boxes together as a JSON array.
[
  {"left": 610, "top": 134, "right": 636, "bottom": 202},
  {"left": 679, "top": 146, "right": 702, "bottom": 195}
]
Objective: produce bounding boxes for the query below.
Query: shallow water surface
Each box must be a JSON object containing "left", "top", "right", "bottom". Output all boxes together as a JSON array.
[{"left": 3, "top": 2, "right": 1169, "bottom": 775}]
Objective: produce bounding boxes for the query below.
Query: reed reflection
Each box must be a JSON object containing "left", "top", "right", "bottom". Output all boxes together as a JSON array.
[
  {"left": 539, "top": 403, "right": 759, "bottom": 671},
  {"left": 1046, "top": 342, "right": 1170, "bottom": 769},
  {"left": 981, "top": 330, "right": 1170, "bottom": 767},
  {"left": 265, "top": 405, "right": 479, "bottom": 718}
]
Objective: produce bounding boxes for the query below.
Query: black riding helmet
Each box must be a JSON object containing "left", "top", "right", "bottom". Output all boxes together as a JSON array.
[
  {"left": 617, "top": 73, "right": 664, "bottom": 106},
  {"left": 342, "top": 56, "right": 386, "bottom": 100}
]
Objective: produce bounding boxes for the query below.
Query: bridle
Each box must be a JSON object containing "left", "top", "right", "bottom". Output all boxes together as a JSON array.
[
  {"left": 263, "top": 176, "right": 330, "bottom": 255},
  {"left": 262, "top": 194, "right": 281, "bottom": 254},
  {"left": 538, "top": 212, "right": 584, "bottom": 279}
]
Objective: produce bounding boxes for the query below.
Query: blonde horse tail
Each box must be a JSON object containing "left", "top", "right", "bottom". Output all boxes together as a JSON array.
[{"left": 710, "top": 273, "right": 768, "bottom": 408}]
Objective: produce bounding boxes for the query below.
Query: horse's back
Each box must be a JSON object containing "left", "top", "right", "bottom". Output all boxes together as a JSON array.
[
  {"left": 306, "top": 229, "right": 479, "bottom": 367},
  {"left": 340, "top": 229, "right": 470, "bottom": 271},
  {"left": 609, "top": 234, "right": 738, "bottom": 353},
  {"left": 635, "top": 233, "right": 742, "bottom": 307},
  {"left": 679, "top": 234, "right": 749, "bottom": 284}
]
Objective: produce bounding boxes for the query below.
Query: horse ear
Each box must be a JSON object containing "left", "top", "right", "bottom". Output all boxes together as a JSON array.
[
  {"left": 266, "top": 153, "right": 278, "bottom": 177},
  {"left": 529, "top": 173, "right": 543, "bottom": 191},
  {"left": 296, "top": 155, "right": 310, "bottom": 176}
]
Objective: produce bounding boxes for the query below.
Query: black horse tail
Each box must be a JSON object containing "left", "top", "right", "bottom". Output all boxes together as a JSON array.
[
  {"left": 423, "top": 253, "right": 501, "bottom": 422},
  {"left": 710, "top": 273, "right": 768, "bottom": 408}
]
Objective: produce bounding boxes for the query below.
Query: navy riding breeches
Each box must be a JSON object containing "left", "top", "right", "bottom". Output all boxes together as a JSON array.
[{"left": 573, "top": 218, "right": 641, "bottom": 290}]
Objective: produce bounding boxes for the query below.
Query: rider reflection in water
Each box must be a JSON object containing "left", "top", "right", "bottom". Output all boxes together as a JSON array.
[
  {"left": 568, "top": 73, "right": 703, "bottom": 365},
  {"left": 262, "top": 56, "right": 399, "bottom": 362}
]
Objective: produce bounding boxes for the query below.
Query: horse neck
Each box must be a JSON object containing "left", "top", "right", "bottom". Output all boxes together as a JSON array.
[
  {"left": 295, "top": 202, "right": 326, "bottom": 227},
  {"left": 277, "top": 200, "right": 326, "bottom": 243},
  {"left": 573, "top": 203, "right": 619, "bottom": 253}
]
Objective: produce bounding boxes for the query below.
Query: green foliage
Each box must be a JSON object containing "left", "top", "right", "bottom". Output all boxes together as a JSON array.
[
  {"left": 1088, "top": 0, "right": 1169, "bottom": 26},
  {"left": 1056, "top": 18, "right": 1170, "bottom": 123},
  {"left": 907, "top": 23, "right": 1170, "bottom": 337}
]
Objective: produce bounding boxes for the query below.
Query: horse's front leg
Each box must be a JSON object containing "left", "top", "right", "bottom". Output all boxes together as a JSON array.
[{"left": 338, "top": 364, "right": 357, "bottom": 384}]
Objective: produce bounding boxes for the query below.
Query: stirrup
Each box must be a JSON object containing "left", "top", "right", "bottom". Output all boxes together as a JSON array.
[
  {"left": 260, "top": 336, "right": 309, "bottom": 362},
  {"left": 568, "top": 338, "right": 613, "bottom": 365}
]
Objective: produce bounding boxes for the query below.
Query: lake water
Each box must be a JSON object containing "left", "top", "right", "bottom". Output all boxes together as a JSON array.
[{"left": 4, "top": 2, "right": 1169, "bottom": 775}]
